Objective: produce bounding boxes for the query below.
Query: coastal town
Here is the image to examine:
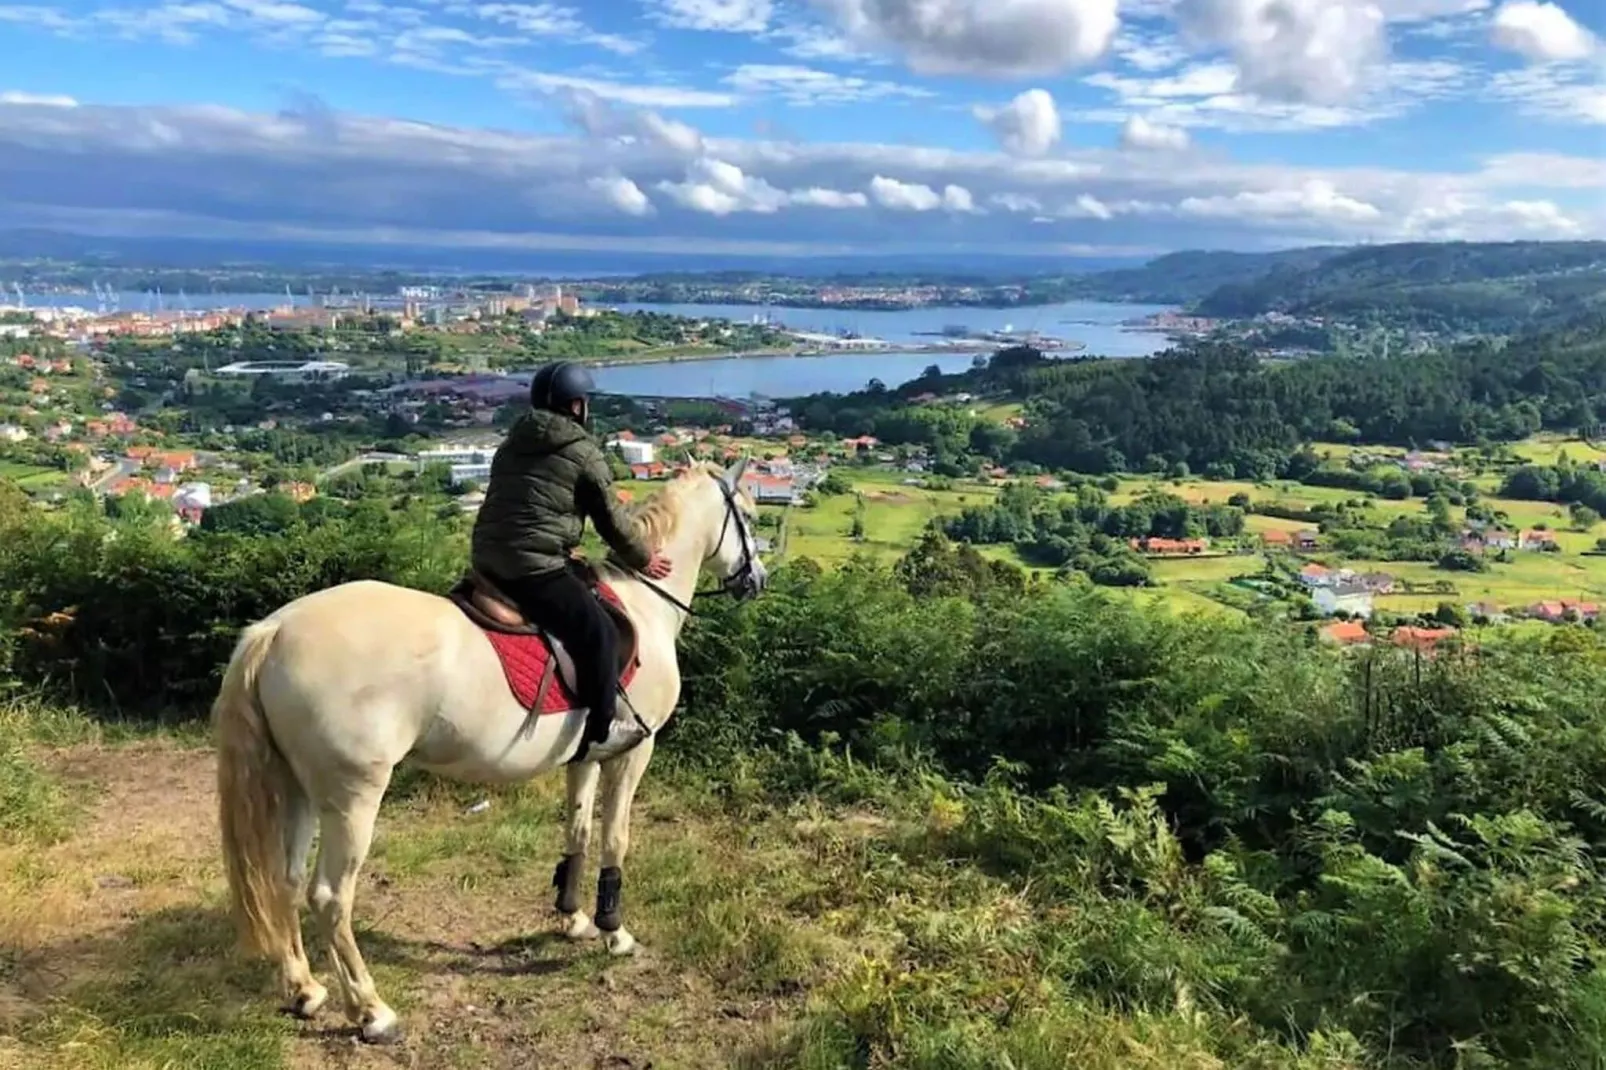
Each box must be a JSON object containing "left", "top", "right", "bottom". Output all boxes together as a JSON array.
[
  {"left": 0, "top": 280, "right": 1601, "bottom": 657},
  {"left": 0, "top": 282, "right": 1099, "bottom": 358}
]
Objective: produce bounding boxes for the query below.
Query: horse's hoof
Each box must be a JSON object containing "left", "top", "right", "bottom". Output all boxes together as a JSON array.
[
  {"left": 287, "top": 983, "right": 328, "bottom": 1019},
  {"left": 604, "top": 928, "right": 637, "bottom": 957},
  {"left": 361, "top": 1009, "right": 404, "bottom": 1046},
  {"left": 563, "top": 911, "right": 600, "bottom": 941}
]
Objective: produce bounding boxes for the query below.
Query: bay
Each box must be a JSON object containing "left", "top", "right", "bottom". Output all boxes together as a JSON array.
[{"left": 594, "top": 300, "right": 1176, "bottom": 398}]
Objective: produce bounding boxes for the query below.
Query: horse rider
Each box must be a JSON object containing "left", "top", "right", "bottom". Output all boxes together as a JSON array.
[{"left": 470, "top": 359, "right": 674, "bottom": 762}]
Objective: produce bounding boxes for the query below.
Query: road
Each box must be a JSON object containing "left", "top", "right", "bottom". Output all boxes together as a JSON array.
[
  {"left": 88, "top": 457, "right": 139, "bottom": 493},
  {"left": 316, "top": 451, "right": 411, "bottom": 484}
]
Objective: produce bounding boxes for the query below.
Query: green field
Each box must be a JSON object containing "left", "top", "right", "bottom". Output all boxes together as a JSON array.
[
  {"left": 0, "top": 461, "right": 69, "bottom": 491},
  {"left": 1501, "top": 433, "right": 1606, "bottom": 468},
  {"left": 776, "top": 473, "right": 998, "bottom": 563},
  {"left": 760, "top": 465, "right": 1606, "bottom": 621}
]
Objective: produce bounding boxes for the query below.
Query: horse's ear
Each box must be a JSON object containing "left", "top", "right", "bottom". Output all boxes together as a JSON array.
[{"left": 726, "top": 454, "right": 750, "bottom": 487}]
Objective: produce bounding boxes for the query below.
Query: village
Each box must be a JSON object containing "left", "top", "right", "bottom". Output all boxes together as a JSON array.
[{"left": 0, "top": 304, "right": 1602, "bottom": 656}]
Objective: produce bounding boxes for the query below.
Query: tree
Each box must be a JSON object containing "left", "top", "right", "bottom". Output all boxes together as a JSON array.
[
  {"left": 816, "top": 471, "right": 852, "bottom": 496},
  {"left": 1570, "top": 502, "right": 1601, "bottom": 531},
  {"left": 1434, "top": 601, "right": 1468, "bottom": 627}
]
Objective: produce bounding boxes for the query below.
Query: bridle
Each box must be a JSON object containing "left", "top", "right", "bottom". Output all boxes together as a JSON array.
[{"left": 624, "top": 472, "right": 762, "bottom": 618}]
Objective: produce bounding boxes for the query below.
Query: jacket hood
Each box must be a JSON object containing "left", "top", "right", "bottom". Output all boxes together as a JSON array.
[{"left": 520, "top": 407, "right": 589, "bottom": 451}]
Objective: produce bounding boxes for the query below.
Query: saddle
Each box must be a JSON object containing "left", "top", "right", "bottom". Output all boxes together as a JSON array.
[{"left": 448, "top": 566, "right": 639, "bottom": 712}]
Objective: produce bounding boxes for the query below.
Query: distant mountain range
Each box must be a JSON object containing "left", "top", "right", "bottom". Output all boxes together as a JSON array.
[
  {"left": 1177, "top": 241, "right": 1606, "bottom": 333},
  {"left": 0, "top": 228, "right": 1145, "bottom": 283},
  {"left": 2, "top": 228, "right": 1601, "bottom": 336}
]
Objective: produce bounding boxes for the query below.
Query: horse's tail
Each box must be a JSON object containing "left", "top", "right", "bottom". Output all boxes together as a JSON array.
[{"left": 214, "top": 615, "right": 295, "bottom": 959}]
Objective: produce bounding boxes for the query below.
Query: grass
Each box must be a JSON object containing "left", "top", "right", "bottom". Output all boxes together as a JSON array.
[
  {"left": 0, "top": 706, "right": 1378, "bottom": 1070},
  {"left": 777, "top": 475, "right": 999, "bottom": 565},
  {"left": 1502, "top": 433, "right": 1606, "bottom": 468},
  {"left": 737, "top": 462, "right": 1606, "bottom": 620},
  {"left": 0, "top": 461, "right": 69, "bottom": 491}
]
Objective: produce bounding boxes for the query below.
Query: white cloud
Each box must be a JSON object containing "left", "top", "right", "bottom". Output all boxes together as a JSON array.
[
  {"left": 1112, "top": 29, "right": 1190, "bottom": 71},
  {"left": 0, "top": 90, "right": 78, "bottom": 107},
  {"left": 475, "top": 3, "right": 645, "bottom": 53},
  {"left": 815, "top": 0, "right": 1120, "bottom": 77},
  {"left": 1082, "top": 53, "right": 1471, "bottom": 132},
  {"left": 1489, "top": 1, "right": 1597, "bottom": 62},
  {"left": 1064, "top": 193, "right": 1114, "bottom": 219},
  {"left": 1176, "top": 0, "right": 1387, "bottom": 104},
  {"left": 221, "top": 0, "right": 321, "bottom": 25},
  {"left": 974, "top": 89, "right": 1062, "bottom": 156},
  {"left": 0, "top": 98, "right": 1600, "bottom": 256},
  {"left": 1401, "top": 194, "right": 1583, "bottom": 238},
  {"left": 497, "top": 69, "right": 737, "bottom": 108},
  {"left": 658, "top": 158, "right": 796, "bottom": 214},
  {"left": 942, "top": 184, "right": 977, "bottom": 211},
  {"left": 650, "top": 0, "right": 772, "bottom": 32},
  {"left": 868, "top": 174, "right": 942, "bottom": 210},
  {"left": 1120, "top": 114, "right": 1190, "bottom": 149},
  {"left": 588, "top": 174, "right": 653, "bottom": 216},
  {"left": 989, "top": 192, "right": 1044, "bottom": 213},
  {"left": 560, "top": 90, "right": 708, "bottom": 155},
  {"left": 1378, "top": 0, "right": 1489, "bottom": 19},
  {"left": 315, "top": 31, "right": 378, "bottom": 56},
  {"left": 723, "top": 63, "right": 933, "bottom": 104},
  {"left": 791, "top": 186, "right": 871, "bottom": 207},
  {"left": 1488, "top": 65, "right": 1606, "bottom": 122},
  {"left": 1477, "top": 151, "right": 1606, "bottom": 188},
  {"left": 1179, "top": 179, "right": 1383, "bottom": 224}
]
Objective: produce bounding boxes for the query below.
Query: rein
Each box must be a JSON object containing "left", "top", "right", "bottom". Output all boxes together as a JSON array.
[{"left": 615, "top": 473, "right": 760, "bottom": 618}]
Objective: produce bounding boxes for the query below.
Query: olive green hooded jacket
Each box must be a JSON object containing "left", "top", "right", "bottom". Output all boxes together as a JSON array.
[{"left": 470, "top": 408, "right": 653, "bottom": 579}]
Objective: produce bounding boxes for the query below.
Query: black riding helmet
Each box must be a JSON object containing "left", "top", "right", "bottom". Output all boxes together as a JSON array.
[{"left": 530, "top": 360, "right": 595, "bottom": 418}]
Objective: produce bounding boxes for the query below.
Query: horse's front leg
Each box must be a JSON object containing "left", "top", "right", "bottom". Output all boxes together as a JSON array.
[
  {"left": 554, "top": 760, "right": 601, "bottom": 940},
  {"left": 594, "top": 735, "right": 656, "bottom": 956}
]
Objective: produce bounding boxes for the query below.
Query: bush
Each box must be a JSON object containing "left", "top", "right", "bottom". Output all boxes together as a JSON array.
[{"left": 5, "top": 483, "right": 1606, "bottom": 1066}]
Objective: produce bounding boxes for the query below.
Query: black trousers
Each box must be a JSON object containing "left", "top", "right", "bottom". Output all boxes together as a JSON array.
[{"left": 491, "top": 566, "right": 618, "bottom": 739}]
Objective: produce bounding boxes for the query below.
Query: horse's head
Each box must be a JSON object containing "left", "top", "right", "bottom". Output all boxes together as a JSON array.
[{"left": 705, "top": 456, "right": 768, "bottom": 601}]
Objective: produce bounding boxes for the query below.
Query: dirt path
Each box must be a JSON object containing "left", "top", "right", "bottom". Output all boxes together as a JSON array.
[{"left": 0, "top": 741, "right": 809, "bottom": 1070}]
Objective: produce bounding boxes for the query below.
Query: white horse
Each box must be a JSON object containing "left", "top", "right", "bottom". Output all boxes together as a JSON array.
[{"left": 213, "top": 459, "right": 767, "bottom": 1044}]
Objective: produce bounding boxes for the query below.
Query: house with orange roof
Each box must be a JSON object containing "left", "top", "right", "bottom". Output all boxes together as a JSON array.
[
  {"left": 1299, "top": 563, "right": 1334, "bottom": 587},
  {"left": 1533, "top": 600, "right": 1601, "bottom": 622},
  {"left": 1521, "top": 529, "right": 1559, "bottom": 551},
  {"left": 1392, "top": 626, "right": 1457, "bottom": 653},
  {"left": 1130, "top": 536, "right": 1209, "bottom": 556},
  {"left": 1319, "top": 620, "right": 1370, "bottom": 646},
  {"left": 1564, "top": 600, "right": 1600, "bottom": 621},
  {"left": 738, "top": 472, "right": 797, "bottom": 504},
  {"left": 110, "top": 477, "right": 176, "bottom": 501},
  {"left": 1261, "top": 529, "right": 1293, "bottom": 548}
]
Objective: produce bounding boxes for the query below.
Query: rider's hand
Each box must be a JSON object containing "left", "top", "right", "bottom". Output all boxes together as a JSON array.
[{"left": 643, "top": 551, "right": 673, "bottom": 580}]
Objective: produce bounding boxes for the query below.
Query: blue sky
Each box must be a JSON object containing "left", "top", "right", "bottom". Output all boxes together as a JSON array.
[{"left": 0, "top": 0, "right": 1601, "bottom": 259}]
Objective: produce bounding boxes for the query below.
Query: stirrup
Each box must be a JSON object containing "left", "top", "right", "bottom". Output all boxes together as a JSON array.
[{"left": 570, "top": 719, "right": 651, "bottom": 765}]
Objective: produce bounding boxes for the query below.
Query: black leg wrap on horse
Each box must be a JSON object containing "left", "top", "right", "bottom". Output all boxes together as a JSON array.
[
  {"left": 552, "top": 853, "right": 583, "bottom": 915},
  {"left": 595, "top": 866, "right": 623, "bottom": 933}
]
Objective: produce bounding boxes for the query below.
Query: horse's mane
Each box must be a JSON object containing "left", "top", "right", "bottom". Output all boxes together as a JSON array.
[{"left": 594, "top": 462, "right": 727, "bottom": 581}]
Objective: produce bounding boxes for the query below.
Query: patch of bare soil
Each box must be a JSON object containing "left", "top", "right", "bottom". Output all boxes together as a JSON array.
[{"left": 3, "top": 743, "right": 793, "bottom": 1070}]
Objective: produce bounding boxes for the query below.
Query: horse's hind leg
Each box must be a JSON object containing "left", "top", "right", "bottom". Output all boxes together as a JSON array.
[
  {"left": 554, "top": 760, "right": 601, "bottom": 941},
  {"left": 595, "top": 736, "right": 656, "bottom": 956},
  {"left": 280, "top": 782, "right": 328, "bottom": 1018},
  {"left": 307, "top": 772, "right": 400, "bottom": 1044}
]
